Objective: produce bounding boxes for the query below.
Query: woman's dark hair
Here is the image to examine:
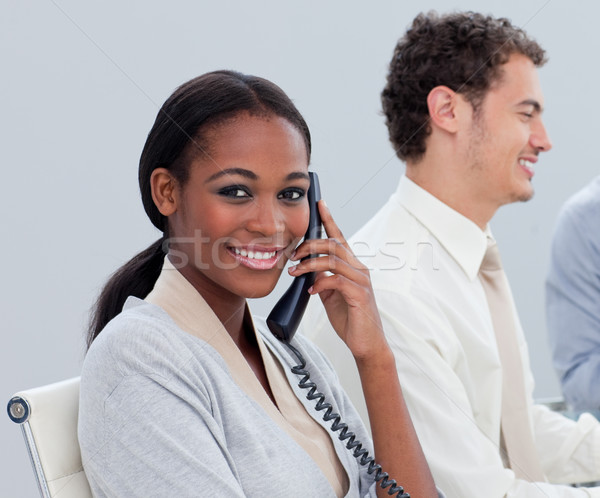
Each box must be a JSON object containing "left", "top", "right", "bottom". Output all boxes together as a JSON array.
[
  {"left": 88, "top": 70, "right": 312, "bottom": 348},
  {"left": 381, "top": 11, "right": 546, "bottom": 163}
]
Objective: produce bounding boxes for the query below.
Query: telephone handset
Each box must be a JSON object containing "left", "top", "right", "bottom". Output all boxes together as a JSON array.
[
  {"left": 267, "top": 171, "right": 323, "bottom": 343},
  {"left": 266, "top": 172, "right": 408, "bottom": 497}
]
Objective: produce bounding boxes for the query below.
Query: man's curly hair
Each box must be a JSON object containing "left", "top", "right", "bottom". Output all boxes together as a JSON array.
[{"left": 382, "top": 11, "right": 546, "bottom": 163}]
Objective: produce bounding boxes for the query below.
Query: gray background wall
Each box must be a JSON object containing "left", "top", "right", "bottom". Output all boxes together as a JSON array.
[{"left": 2, "top": 1, "right": 597, "bottom": 495}]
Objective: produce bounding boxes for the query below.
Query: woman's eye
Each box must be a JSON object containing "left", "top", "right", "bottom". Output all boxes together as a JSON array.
[
  {"left": 278, "top": 188, "right": 305, "bottom": 201},
  {"left": 218, "top": 186, "right": 251, "bottom": 198}
]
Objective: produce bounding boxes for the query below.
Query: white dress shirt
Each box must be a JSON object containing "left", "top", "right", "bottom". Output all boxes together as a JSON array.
[{"left": 301, "top": 176, "right": 600, "bottom": 497}]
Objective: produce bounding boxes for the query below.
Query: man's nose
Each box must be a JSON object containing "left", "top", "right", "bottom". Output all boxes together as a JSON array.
[{"left": 531, "top": 119, "right": 552, "bottom": 152}]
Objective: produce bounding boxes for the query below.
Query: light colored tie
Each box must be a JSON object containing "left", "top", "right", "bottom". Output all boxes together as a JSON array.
[{"left": 479, "top": 238, "right": 545, "bottom": 482}]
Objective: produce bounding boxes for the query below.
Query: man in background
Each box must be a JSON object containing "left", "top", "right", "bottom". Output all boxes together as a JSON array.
[
  {"left": 547, "top": 175, "right": 600, "bottom": 415},
  {"left": 303, "top": 11, "right": 600, "bottom": 497}
]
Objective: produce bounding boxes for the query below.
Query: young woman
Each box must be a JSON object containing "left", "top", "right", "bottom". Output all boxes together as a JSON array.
[{"left": 78, "top": 70, "right": 440, "bottom": 497}]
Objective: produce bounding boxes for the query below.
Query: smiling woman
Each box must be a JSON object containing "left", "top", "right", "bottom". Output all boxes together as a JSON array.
[
  {"left": 153, "top": 115, "right": 311, "bottom": 305},
  {"left": 78, "top": 70, "right": 441, "bottom": 498}
]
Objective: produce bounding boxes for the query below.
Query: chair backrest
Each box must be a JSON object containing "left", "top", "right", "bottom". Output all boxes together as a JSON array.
[{"left": 7, "top": 377, "right": 92, "bottom": 498}]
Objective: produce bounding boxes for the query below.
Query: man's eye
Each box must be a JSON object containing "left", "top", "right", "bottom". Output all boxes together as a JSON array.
[
  {"left": 519, "top": 109, "right": 535, "bottom": 119},
  {"left": 278, "top": 188, "right": 305, "bottom": 201}
]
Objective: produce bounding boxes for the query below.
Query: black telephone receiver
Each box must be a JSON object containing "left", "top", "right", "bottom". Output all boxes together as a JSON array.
[{"left": 267, "top": 172, "right": 322, "bottom": 343}]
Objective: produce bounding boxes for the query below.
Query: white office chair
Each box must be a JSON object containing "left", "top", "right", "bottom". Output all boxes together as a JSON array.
[{"left": 7, "top": 377, "right": 92, "bottom": 498}]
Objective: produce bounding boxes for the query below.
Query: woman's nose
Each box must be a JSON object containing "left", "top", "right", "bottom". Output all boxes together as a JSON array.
[{"left": 244, "top": 200, "right": 285, "bottom": 236}]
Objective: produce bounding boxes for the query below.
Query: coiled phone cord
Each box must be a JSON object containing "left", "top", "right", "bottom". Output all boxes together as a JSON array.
[{"left": 283, "top": 341, "right": 410, "bottom": 498}]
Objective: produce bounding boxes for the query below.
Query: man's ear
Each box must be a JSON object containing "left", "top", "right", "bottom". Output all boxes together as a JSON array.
[
  {"left": 427, "top": 86, "right": 460, "bottom": 133},
  {"left": 150, "top": 168, "right": 178, "bottom": 217}
]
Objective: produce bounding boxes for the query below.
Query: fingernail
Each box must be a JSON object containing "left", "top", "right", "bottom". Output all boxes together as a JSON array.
[
  {"left": 307, "top": 286, "right": 314, "bottom": 294},
  {"left": 290, "top": 250, "right": 296, "bottom": 260},
  {"left": 288, "top": 265, "right": 297, "bottom": 274}
]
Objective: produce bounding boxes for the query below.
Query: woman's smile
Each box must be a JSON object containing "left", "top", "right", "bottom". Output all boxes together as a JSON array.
[{"left": 227, "top": 244, "right": 286, "bottom": 270}]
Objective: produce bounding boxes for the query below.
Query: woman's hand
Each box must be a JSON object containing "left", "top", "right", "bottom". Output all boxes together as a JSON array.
[
  {"left": 289, "top": 200, "right": 438, "bottom": 497},
  {"left": 288, "top": 200, "right": 387, "bottom": 361}
]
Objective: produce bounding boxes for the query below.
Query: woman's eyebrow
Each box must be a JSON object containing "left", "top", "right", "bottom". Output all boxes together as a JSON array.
[
  {"left": 205, "top": 167, "right": 258, "bottom": 183},
  {"left": 206, "top": 169, "right": 310, "bottom": 183},
  {"left": 286, "top": 171, "right": 310, "bottom": 181}
]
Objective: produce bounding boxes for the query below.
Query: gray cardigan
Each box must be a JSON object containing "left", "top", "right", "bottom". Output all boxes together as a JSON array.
[{"left": 78, "top": 297, "right": 379, "bottom": 497}]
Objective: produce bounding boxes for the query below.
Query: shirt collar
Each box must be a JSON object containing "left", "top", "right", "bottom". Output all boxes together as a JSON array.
[
  {"left": 395, "top": 176, "right": 490, "bottom": 280},
  {"left": 145, "top": 258, "right": 264, "bottom": 365}
]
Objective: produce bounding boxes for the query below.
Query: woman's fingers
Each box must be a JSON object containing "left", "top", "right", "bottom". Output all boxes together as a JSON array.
[
  {"left": 309, "top": 272, "right": 367, "bottom": 305},
  {"left": 317, "top": 200, "right": 351, "bottom": 250},
  {"left": 292, "top": 200, "right": 359, "bottom": 266},
  {"left": 290, "top": 199, "right": 372, "bottom": 291},
  {"left": 309, "top": 268, "right": 385, "bottom": 348},
  {"left": 292, "top": 236, "right": 367, "bottom": 273},
  {"left": 289, "top": 252, "right": 369, "bottom": 287}
]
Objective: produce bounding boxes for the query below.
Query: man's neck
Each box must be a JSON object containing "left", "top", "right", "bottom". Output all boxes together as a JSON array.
[{"left": 405, "top": 159, "right": 495, "bottom": 230}]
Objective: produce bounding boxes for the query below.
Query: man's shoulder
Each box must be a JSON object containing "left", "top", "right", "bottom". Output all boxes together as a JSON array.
[
  {"left": 349, "top": 194, "right": 432, "bottom": 250},
  {"left": 554, "top": 177, "right": 600, "bottom": 244},
  {"left": 350, "top": 195, "right": 447, "bottom": 283},
  {"left": 562, "top": 176, "right": 600, "bottom": 217}
]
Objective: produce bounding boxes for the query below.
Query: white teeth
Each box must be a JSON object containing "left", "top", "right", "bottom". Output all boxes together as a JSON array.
[
  {"left": 233, "top": 248, "right": 276, "bottom": 260},
  {"left": 519, "top": 159, "right": 533, "bottom": 169}
]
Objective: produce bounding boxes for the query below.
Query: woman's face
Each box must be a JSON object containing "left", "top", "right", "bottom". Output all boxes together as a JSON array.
[{"left": 166, "top": 113, "right": 310, "bottom": 302}]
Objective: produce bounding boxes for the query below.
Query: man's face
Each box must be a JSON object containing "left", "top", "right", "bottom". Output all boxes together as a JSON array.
[{"left": 463, "top": 53, "right": 552, "bottom": 210}]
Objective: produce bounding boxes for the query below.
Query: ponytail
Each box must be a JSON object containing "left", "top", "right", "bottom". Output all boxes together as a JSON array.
[{"left": 87, "top": 238, "right": 165, "bottom": 349}]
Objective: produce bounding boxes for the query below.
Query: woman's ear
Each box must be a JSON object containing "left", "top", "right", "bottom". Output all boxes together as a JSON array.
[
  {"left": 427, "top": 86, "right": 460, "bottom": 133},
  {"left": 150, "top": 168, "right": 178, "bottom": 217}
]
